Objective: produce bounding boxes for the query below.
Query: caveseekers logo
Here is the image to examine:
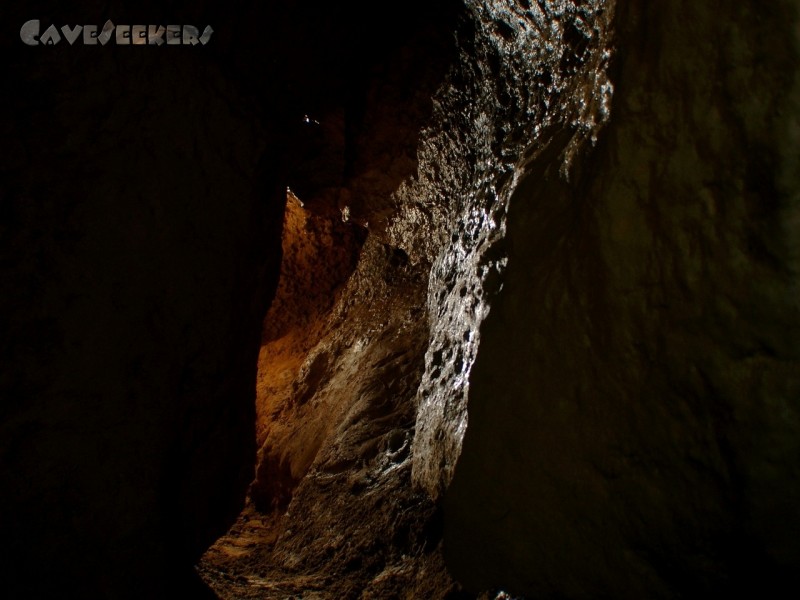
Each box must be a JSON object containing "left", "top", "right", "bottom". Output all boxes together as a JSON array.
[{"left": 20, "top": 19, "right": 214, "bottom": 46}]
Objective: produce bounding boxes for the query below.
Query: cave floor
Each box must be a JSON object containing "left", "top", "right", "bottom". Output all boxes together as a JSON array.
[
  {"left": 199, "top": 506, "right": 333, "bottom": 599},
  {"left": 198, "top": 469, "right": 457, "bottom": 600}
]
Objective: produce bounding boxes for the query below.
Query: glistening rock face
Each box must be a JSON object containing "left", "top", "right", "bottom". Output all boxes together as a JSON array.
[
  {"left": 410, "top": 0, "right": 616, "bottom": 499},
  {"left": 201, "top": 236, "right": 459, "bottom": 598},
  {"left": 445, "top": 0, "right": 800, "bottom": 596}
]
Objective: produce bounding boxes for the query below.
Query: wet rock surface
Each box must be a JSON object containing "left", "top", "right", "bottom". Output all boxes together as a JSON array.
[
  {"left": 445, "top": 0, "right": 800, "bottom": 597},
  {"left": 200, "top": 237, "right": 459, "bottom": 598},
  {"left": 409, "top": 0, "right": 616, "bottom": 499}
]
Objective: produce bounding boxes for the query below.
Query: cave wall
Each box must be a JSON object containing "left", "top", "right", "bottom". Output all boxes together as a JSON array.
[
  {"left": 1, "top": 0, "right": 463, "bottom": 597},
  {"left": 202, "top": 237, "right": 451, "bottom": 599},
  {"left": 201, "top": 4, "right": 467, "bottom": 594},
  {"left": 445, "top": 0, "right": 800, "bottom": 597},
  {"left": 0, "top": 2, "right": 288, "bottom": 597},
  {"left": 410, "top": 0, "right": 616, "bottom": 499},
  {"left": 250, "top": 194, "right": 366, "bottom": 511},
  {"left": 4, "top": 0, "right": 799, "bottom": 598}
]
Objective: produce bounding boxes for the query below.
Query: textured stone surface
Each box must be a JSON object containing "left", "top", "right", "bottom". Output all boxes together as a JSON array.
[
  {"left": 201, "top": 238, "right": 458, "bottom": 598},
  {"left": 4, "top": 0, "right": 800, "bottom": 597},
  {"left": 250, "top": 193, "right": 365, "bottom": 510},
  {"left": 411, "top": 0, "right": 615, "bottom": 499},
  {"left": 199, "top": 3, "right": 466, "bottom": 598},
  {"left": 202, "top": 2, "right": 619, "bottom": 596},
  {"left": 445, "top": 0, "right": 800, "bottom": 596}
]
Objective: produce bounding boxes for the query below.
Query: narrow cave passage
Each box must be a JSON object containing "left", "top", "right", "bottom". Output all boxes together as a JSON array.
[
  {"left": 250, "top": 191, "right": 366, "bottom": 513},
  {"left": 198, "top": 189, "right": 455, "bottom": 598},
  {"left": 196, "top": 1, "right": 622, "bottom": 597}
]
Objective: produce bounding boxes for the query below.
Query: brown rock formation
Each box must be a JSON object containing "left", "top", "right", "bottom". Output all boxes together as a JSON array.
[{"left": 3, "top": 0, "right": 799, "bottom": 598}]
